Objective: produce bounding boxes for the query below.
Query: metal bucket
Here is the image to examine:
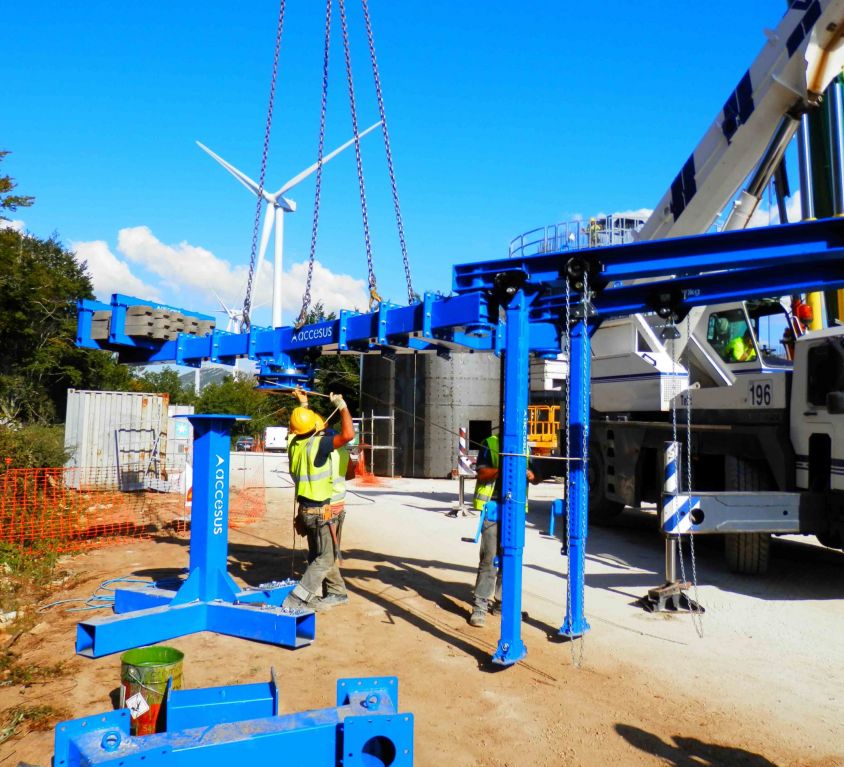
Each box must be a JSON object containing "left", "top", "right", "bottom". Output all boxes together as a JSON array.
[{"left": 120, "top": 645, "right": 184, "bottom": 735}]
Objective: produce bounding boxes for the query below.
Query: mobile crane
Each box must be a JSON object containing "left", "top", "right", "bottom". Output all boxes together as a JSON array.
[{"left": 585, "top": 0, "right": 844, "bottom": 573}]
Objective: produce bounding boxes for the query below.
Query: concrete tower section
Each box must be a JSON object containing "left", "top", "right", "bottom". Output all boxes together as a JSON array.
[{"left": 361, "top": 353, "right": 501, "bottom": 478}]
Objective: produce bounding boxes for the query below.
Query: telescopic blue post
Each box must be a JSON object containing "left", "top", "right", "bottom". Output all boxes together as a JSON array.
[
  {"left": 493, "top": 288, "right": 530, "bottom": 666},
  {"left": 560, "top": 319, "right": 591, "bottom": 638}
]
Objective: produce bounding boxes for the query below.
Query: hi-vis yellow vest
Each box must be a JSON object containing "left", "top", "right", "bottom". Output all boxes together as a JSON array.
[
  {"left": 473, "top": 435, "right": 499, "bottom": 511},
  {"left": 331, "top": 448, "right": 350, "bottom": 506},
  {"left": 288, "top": 434, "right": 333, "bottom": 503}
]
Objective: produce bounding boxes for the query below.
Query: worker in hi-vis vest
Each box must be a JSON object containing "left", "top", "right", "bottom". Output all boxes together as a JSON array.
[
  {"left": 282, "top": 386, "right": 355, "bottom": 612},
  {"left": 725, "top": 330, "right": 758, "bottom": 362},
  {"left": 469, "top": 433, "right": 541, "bottom": 627}
]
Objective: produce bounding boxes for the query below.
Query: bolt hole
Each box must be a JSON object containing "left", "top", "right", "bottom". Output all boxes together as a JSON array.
[{"left": 361, "top": 735, "right": 397, "bottom": 766}]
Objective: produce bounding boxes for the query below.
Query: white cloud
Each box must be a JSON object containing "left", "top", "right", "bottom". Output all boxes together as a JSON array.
[
  {"left": 71, "top": 225, "right": 368, "bottom": 322},
  {"left": 72, "top": 239, "right": 161, "bottom": 301},
  {"left": 0, "top": 219, "right": 24, "bottom": 232},
  {"left": 613, "top": 208, "right": 653, "bottom": 221},
  {"left": 114, "top": 226, "right": 367, "bottom": 320},
  {"left": 281, "top": 260, "right": 368, "bottom": 316},
  {"left": 118, "top": 226, "right": 250, "bottom": 299},
  {"left": 747, "top": 190, "right": 803, "bottom": 228}
]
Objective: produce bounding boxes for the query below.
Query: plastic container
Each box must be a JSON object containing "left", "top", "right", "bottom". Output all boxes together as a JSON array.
[{"left": 120, "top": 646, "right": 184, "bottom": 735}]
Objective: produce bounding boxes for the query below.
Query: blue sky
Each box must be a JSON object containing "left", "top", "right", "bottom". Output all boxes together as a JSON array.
[{"left": 4, "top": 1, "right": 789, "bottom": 326}]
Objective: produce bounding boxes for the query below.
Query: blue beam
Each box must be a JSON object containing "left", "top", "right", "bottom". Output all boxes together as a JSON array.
[
  {"left": 453, "top": 217, "right": 844, "bottom": 293},
  {"left": 493, "top": 288, "right": 530, "bottom": 666}
]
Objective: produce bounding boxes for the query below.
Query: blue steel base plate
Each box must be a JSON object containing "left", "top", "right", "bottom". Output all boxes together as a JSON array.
[{"left": 76, "top": 583, "right": 314, "bottom": 658}]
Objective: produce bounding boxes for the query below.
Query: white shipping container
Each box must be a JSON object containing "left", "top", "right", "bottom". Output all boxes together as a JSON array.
[{"left": 64, "top": 389, "right": 170, "bottom": 490}]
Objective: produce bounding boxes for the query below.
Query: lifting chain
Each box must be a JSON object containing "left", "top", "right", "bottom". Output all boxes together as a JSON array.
[
  {"left": 295, "top": 0, "right": 333, "bottom": 329},
  {"left": 667, "top": 314, "right": 705, "bottom": 637},
  {"left": 243, "top": 0, "right": 287, "bottom": 331},
  {"left": 360, "top": 0, "right": 415, "bottom": 305},
  {"left": 338, "top": 0, "right": 381, "bottom": 310}
]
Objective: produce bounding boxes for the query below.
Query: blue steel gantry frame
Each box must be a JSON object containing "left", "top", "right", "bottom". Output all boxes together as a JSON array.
[
  {"left": 53, "top": 673, "right": 413, "bottom": 767},
  {"left": 75, "top": 414, "right": 315, "bottom": 658},
  {"left": 77, "top": 217, "right": 844, "bottom": 666}
]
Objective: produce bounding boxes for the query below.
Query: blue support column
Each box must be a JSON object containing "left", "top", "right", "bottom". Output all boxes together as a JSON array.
[
  {"left": 560, "top": 319, "right": 591, "bottom": 638},
  {"left": 171, "top": 415, "right": 240, "bottom": 604},
  {"left": 493, "top": 290, "right": 530, "bottom": 666},
  {"left": 75, "top": 414, "right": 315, "bottom": 658}
]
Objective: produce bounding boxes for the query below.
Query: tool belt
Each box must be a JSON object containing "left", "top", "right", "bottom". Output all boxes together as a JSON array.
[
  {"left": 295, "top": 503, "right": 343, "bottom": 536},
  {"left": 302, "top": 503, "right": 343, "bottom": 522}
]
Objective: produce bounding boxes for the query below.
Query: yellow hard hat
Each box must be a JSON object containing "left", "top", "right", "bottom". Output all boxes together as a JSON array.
[{"left": 290, "top": 407, "right": 320, "bottom": 435}]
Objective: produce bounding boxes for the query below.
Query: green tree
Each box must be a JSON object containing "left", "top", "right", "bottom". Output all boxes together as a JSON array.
[
  {"left": 130, "top": 367, "right": 195, "bottom": 405},
  {"left": 194, "top": 375, "right": 278, "bottom": 439},
  {"left": 0, "top": 151, "right": 34, "bottom": 220},
  {"left": 0, "top": 228, "right": 130, "bottom": 422}
]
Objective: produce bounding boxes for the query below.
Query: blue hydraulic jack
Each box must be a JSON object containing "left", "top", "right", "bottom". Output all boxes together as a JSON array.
[
  {"left": 75, "top": 414, "right": 315, "bottom": 658},
  {"left": 52, "top": 672, "right": 413, "bottom": 766}
]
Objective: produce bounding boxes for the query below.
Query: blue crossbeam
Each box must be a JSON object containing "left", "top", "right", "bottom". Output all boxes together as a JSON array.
[{"left": 453, "top": 217, "right": 844, "bottom": 294}]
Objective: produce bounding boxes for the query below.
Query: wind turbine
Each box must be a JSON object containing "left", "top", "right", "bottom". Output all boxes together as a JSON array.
[
  {"left": 213, "top": 291, "right": 245, "bottom": 334},
  {"left": 197, "top": 121, "right": 382, "bottom": 328}
]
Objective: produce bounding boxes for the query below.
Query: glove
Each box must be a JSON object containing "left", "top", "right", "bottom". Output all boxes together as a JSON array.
[
  {"left": 329, "top": 392, "right": 347, "bottom": 411},
  {"left": 292, "top": 386, "right": 308, "bottom": 406}
]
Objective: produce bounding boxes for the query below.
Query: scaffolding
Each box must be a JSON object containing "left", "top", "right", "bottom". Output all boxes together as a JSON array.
[{"left": 352, "top": 410, "right": 396, "bottom": 478}]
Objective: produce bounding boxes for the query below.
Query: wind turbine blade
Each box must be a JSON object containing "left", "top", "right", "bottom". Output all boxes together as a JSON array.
[
  {"left": 212, "top": 288, "right": 231, "bottom": 315},
  {"left": 275, "top": 121, "right": 382, "bottom": 195},
  {"left": 248, "top": 206, "right": 275, "bottom": 311},
  {"left": 196, "top": 141, "right": 271, "bottom": 202}
]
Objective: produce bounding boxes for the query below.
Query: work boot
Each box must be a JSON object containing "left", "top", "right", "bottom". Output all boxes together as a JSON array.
[
  {"left": 281, "top": 592, "right": 309, "bottom": 612},
  {"left": 468, "top": 609, "right": 486, "bottom": 627},
  {"left": 314, "top": 593, "right": 349, "bottom": 611}
]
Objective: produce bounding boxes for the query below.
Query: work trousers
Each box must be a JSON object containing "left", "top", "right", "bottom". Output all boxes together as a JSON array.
[
  {"left": 473, "top": 519, "right": 502, "bottom": 612},
  {"left": 291, "top": 506, "right": 347, "bottom": 603}
]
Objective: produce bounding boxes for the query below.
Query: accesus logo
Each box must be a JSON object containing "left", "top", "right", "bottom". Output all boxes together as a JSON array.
[
  {"left": 291, "top": 325, "right": 333, "bottom": 343},
  {"left": 213, "top": 453, "right": 226, "bottom": 535}
]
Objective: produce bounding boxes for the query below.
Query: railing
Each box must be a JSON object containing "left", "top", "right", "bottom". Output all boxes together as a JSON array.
[{"left": 509, "top": 215, "right": 646, "bottom": 259}]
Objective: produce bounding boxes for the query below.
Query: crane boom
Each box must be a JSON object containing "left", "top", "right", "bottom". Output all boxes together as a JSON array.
[{"left": 638, "top": 0, "right": 844, "bottom": 242}]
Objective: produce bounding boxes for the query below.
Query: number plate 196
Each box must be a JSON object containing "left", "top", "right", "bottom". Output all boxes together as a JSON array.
[{"left": 747, "top": 379, "right": 773, "bottom": 407}]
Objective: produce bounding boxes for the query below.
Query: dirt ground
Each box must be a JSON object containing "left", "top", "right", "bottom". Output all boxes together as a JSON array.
[{"left": 3, "top": 473, "right": 844, "bottom": 766}]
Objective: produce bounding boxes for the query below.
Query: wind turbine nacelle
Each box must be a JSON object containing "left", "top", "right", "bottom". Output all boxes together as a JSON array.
[{"left": 279, "top": 197, "right": 296, "bottom": 213}]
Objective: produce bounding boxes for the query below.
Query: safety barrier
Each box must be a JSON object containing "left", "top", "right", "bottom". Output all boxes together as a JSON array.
[{"left": 0, "top": 464, "right": 266, "bottom": 553}]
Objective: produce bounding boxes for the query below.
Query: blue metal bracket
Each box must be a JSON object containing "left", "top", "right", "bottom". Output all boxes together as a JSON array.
[
  {"left": 75, "top": 414, "right": 315, "bottom": 657},
  {"left": 52, "top": 674, "right": 413, "bottom": 767}
]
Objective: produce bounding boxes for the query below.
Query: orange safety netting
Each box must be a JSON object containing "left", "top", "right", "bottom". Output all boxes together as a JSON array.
[{"left": 0, "top": 465, "right": 266, "bottom": 554}]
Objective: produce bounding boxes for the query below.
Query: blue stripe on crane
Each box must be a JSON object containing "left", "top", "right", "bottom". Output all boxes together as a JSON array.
[
  {"left": 670, "top": 155, "right": 697, "bottom": 221},
  {"left": 787, "top": 0, "right": 822, "bottom": 56},
  {"left": 721, "top": 70, "right": 755, "bottom": 143}
]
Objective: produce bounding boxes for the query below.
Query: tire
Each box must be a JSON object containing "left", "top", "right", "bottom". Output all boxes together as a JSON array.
[
  {"left": 723, "top": 455, "right": 772, "bottom": 575},
  {"left": 588, "top": 449, "right": 625, "bottom": 525}
]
